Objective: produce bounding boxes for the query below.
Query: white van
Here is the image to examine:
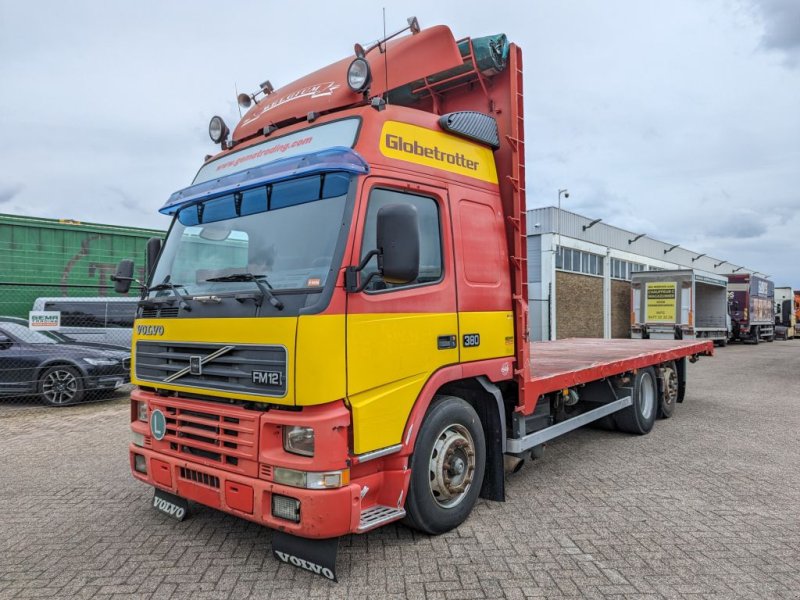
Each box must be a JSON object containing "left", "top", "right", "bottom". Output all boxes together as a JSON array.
[{"left": 31, "top": 297, "right": 138, "bottom": 349}]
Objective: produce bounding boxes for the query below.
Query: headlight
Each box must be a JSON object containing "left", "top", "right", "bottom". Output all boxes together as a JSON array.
[
  {"left": 273, "top": 467, "right": 349, "bottom": 489},
  {"left": 136, "top": 401, "right": 147, "bottom": 422},
  {"left": 84, "top": 357, "right": 118, "bottom": 366},
  {"left": 347, "top": 57, "right": 372, "bottom": 93},
  {"left": 283, "top": 425, "right": 315, "bottom": 457},
  {"left": 208, "top": 115, "right": 229, "bottom": 144}
]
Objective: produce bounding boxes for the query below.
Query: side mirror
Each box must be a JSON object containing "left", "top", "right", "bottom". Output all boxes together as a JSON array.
[
  {"left": 112, "top": 259, "right": 135, "bottom": 294},
  {"left": 146, "top": 237, "right": 162, "bottom": 281},
  {"left": 376, "top": 203, "right": 419, "bottom": 285},
  {"left": 0, "top": 334, "right": 12, "bottom": 348}
]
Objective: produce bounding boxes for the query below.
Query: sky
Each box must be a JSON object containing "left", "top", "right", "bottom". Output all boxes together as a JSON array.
[{"left": 1, "top": 1, "right": 799, "bottom": 285}]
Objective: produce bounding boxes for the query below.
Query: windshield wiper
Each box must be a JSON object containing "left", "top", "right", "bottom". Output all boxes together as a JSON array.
[
  {"left": 204, "top": 273, "right": 284, "bottom": 310},
  {"left": 148, "top": 276, "right": 192, "bottom": 311}
]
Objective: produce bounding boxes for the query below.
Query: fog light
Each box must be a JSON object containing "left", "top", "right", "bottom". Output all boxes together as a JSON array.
[
  {"left": 136, "top": 401, "right": 147, "bottom": 422},
  {"left": 133, "top": 454, "right": 147, "bottom": 474},
  {"left": 131, "top": 431, "right": 145, "bottom": 447},
  {"left": 272, "top": 494, "right": 300, "bottom": 523}
]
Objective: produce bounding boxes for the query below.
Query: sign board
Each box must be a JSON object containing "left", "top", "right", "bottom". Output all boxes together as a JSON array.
[
  {"left": 645, "top": 282, "right": 677, "bottom": 323},
  {"left": 193, "top": 118, "right": 361, "bottom": 184},
  {"left": 29, "top": 311, "right": 61, "bottom": 331}
]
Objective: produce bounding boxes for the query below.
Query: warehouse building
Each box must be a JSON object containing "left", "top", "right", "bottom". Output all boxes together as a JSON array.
[{"left": 527, "top": 207, "right": 764, "bottom": 341}]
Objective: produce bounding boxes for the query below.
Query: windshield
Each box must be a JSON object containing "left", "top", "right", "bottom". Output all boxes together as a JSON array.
[
  {"left": 150, "top": 172, "right": 351, "bottom": 297},
  {"left": 1, "top": 323, "right": 59, "bottom": 344}
]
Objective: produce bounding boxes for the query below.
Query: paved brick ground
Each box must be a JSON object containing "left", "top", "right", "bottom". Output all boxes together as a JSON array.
[{"left": 1, "top": 342, "right": 799, "bottom": 599}]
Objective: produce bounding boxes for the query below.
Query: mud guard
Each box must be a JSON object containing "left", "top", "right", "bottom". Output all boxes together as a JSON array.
[
  {"left": 676, "top": 357, "right": 687, "bottom": 403},
  {"left": 272, "top": 531, "right": 339, "bottom": 581}
]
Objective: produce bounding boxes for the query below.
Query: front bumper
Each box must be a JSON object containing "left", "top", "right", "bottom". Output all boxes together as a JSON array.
[{"left": 130, "top": 445, "right": 361, "bottom": 538}]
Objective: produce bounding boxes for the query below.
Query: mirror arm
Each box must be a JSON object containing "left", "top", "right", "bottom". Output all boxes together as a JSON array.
[{"left": 345, "top": 249, "right": 381, "bottom": 293}]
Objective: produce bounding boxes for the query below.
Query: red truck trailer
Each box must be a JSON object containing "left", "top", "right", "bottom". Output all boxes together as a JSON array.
[
  {"left": 727, "top": 274, "right": 775, "bottom": 343},
  {"left": 118, "top": 20, "right": 712, "bottom": 579}
]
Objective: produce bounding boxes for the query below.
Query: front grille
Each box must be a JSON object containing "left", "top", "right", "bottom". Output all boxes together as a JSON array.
[
  {"left": 141, "top": 306, "right": 180, "bottom": 319},
  {"left": 135, "top": 341, "right": 287, "bottom": 397},
  {"left": 150, "top": 397, "right": 259, "bottom": 477},
  {"left": 180, "top": 467, "right": 220, "bottom": 489}
]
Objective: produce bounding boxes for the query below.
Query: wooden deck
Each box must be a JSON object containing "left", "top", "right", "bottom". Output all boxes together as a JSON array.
[{"left": 524, "top": 338, "right": 713, "bottom": 403}]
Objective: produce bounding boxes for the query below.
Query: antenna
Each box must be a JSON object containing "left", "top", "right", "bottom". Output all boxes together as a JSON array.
[{"left": 383, "top": 8, "right": 389, "bottom": 104}]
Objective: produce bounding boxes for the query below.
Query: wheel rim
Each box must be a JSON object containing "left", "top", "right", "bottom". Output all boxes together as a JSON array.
[
  {"left": 662, "top": 367, "right": 678, "bottom": 407},
  {"left": 42, "top": 369, "right": 78, "bottom": 404},
  {"left": 640, "top": 372, "right": 655, "bottom": 420},
  {"left": 428, "top": 424, "right": 476, "bottom": 508}
]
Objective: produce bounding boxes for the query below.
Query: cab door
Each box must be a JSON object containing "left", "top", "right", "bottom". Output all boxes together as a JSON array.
[{"left": 346, "top": 177, "right": 458, "bottom": 455}]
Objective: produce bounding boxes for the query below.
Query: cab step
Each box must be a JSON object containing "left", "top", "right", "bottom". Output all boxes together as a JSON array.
[{"left": 358, "top": 505, "right": 406, "bottom": 532}]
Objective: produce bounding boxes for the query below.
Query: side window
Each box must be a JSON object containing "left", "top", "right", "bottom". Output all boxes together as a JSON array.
[{"left": 361, "top": 188, "right": 443, "bottom": 292}]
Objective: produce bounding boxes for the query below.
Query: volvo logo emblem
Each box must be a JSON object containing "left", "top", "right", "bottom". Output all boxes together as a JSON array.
[{"left": 150, "top": 408, "right": 167, "bottom": 441}]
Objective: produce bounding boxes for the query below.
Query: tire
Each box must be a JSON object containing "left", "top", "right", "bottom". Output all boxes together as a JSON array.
[
  {"left": 403, "top": 396, "right": 486, "bottom": 535},
  {"left": 766, "top": 335, "right": 774, "bottom": 343},
  {"left": 718, "top": 338, "right": 727, "bottom": 347},
  {"left": 752, "top": 327, "right": 760, "bottom": 345},
  {"left": 38, "top": 365, "right": 85, "bottom": 406},
  {"left": 614, "top": 368, "right": 657, "bottom": 434},
  {"left": 657, "top": 362, "right": 678, "bottom": 419}
]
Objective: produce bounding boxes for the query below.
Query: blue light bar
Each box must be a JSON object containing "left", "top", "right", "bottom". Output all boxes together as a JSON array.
[{"left": 160, "top": 147, "right": 369, "bottom": 215}]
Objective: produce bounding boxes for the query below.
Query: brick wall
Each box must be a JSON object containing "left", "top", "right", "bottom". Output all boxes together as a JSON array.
[
  {"left": 556, "top": 271, "right": 603, "bottom": 338},
  {"left": 611, "top": 279, "right": 632, "bottom": 338}
]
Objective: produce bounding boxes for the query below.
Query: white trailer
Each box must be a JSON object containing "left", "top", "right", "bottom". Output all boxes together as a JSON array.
[{"left": 631, "top": 270, "right": 729, "bottom": 345}]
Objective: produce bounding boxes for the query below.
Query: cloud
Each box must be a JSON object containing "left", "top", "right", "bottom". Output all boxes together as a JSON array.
[
  {"left": 749, "top": 0, "right": 800, "bottom": 65},
  {"left": 0, "top": 183, "right": 23, "bottom": 204}
]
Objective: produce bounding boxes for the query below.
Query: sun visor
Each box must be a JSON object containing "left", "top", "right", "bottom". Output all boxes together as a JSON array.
[{"left": 160, "top": 147, "right": 368, "bottom": 215}]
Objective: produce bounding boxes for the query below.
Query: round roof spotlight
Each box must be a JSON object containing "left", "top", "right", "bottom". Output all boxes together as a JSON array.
[
  {"left": 208, "top": 115, "right": 229, "bottom": 144},
  {"left": 347, "top": 57, "right": 372, "bottom": 94},
  {"left": 237, "top": 93, "right": 252, "bottom": 109}
]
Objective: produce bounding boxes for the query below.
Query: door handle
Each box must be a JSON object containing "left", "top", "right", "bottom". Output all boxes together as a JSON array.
[{"left": 437, "top": 335, "right": 457, "bottom": 350}]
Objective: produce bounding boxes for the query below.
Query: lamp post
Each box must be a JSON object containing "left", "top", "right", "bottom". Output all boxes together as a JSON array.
[{"left": 557, "top": 189, "right": 569, "bottom": 250}]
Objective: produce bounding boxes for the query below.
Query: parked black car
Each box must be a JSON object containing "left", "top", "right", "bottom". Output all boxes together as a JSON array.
[{"left": 0, "top": 317, "right": 130, "bottom": 406}]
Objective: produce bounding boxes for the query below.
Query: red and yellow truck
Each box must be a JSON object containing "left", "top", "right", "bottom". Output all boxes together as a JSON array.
[{"left": 116, "top": 20, "right": 712, "bottom": 579}]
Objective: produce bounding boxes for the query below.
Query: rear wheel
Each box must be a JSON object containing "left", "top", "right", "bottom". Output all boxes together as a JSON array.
[
  {"left": 657, "top": 362, "right": 678, "bottom": 419},
  {"left": 752, "top": 327, "right": 760, "bottom": 345},
  {"left": 38, "top": 365, "right": 85, "bottom": 406},
  {"left": 404, "top": 396, "right": 486, "bottom": 535},
  {"left": 614, "top": 368, "right": 657, "bottom": 434}
]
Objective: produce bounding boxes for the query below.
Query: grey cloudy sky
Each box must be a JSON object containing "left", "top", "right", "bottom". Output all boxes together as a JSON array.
[{"left": 1, "top": 1, "right": 798, "bottom": 285}]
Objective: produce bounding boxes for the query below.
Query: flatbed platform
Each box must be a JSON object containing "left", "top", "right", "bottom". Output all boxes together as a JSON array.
[{"left": 526, "top": 338, "right": 713, "bottom": 400}]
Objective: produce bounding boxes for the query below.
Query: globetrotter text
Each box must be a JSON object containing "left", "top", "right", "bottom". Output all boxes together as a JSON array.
[{"left": 384, "top": 134, "right": 480, "bottom": 171}]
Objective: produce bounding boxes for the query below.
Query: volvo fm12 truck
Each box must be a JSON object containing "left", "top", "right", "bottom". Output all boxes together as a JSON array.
[
  {"left": 727, "top": 274, "right": 774, "bottom": 343},
  {"left": 630, "top": 269, "right": 730, "bottom": 346},
  {"left": 115, "top": 20, "right": 713, "bottom": 579}
]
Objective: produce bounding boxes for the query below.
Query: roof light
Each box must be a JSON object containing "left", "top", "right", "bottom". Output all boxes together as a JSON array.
[
  {"left": 347, "top": 58, "right": 372, "bottom": 93},
  {"left": 208, "top": 116, "right": 229, "bottom": 144}
]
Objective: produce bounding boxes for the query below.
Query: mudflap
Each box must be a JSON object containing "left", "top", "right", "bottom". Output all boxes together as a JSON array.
[
  {"left": 272, "top": 531, "right": 339, "bottom": 581},
  {"left": 153, "top": 489, "right": 189, "bottom": 521}
]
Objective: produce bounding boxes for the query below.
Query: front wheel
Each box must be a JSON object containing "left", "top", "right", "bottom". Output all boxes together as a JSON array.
[
  {"left": 38, "top": 365, "right": 85, "bottom": 406},
  {"left": 614, "top": 367, "right": 657, "bottom": 434},
  {"left": 403, "top": 396, "right": 486, "bottom": 535}
]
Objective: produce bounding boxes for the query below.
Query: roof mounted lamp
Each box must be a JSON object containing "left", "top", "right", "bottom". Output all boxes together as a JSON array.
[
  {"left": 691, "top": 253, "right": 707, "bottom": 262},
  {"left": 208, "top": 116, "right": 230, "bottom": 146},
  {"left": 347, "top": 57, "right": 373, "bottom": 94},
  {"left": 628, "top": 233, "right": 646, "bottom": 244},
  {"left": 664, "top": 244, "right": 680, "bottom": 255}
]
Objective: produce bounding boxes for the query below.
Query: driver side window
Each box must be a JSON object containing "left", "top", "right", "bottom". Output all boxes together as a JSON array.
[{"left": 361, "top": 188, "right": 443, "bottom": 292}]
